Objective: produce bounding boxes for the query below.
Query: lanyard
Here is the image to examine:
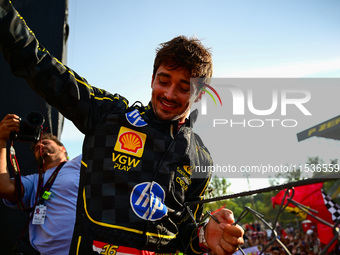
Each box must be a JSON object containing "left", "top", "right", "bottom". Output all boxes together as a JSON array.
[
  {"left": 9, "top": 144, "right": 25, "bottom": 210},
  {"left": 38, "top": 161, "right": 66, "bottom": 204},
  {"left": 9, "top": 143, "right": 67, "bottom": 209}
]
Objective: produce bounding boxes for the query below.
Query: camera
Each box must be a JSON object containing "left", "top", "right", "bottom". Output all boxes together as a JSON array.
[{"left": 10, "top": 112, "right": 45, "bottom": 142}]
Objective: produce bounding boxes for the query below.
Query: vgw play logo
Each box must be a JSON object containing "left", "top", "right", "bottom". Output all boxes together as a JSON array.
[{"left": 195, "top": 79, "right": 312, "bottom": 128}]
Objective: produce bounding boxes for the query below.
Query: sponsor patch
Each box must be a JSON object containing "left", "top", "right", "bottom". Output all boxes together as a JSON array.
[
  {"left": 93, "top": 240, "right": 157, "bottom": 255},
  {"left": 114, "top": 127, "right": 146, "bottom": 158},
  {"left": 183, "top": 165, "right": 194, "bottom": 175},
  {"left": 130, "top": 182, "right": 167, "bottom": 221},
  {"left": 126, "top": 109, "right": 148, "bottom": 127}
]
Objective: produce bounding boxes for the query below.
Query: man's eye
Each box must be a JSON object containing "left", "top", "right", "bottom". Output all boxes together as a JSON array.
[
  {"left": 159, "top": 80, "right": 168, "bottom": 85},
  {"left": 180, "top": 86, "right": 190, "bottom": 92}
]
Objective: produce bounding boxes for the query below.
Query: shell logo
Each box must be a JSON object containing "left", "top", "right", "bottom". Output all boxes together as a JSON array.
[
  {"left": 183, "top": 165, "right": 194, "bottom": 175},
  {"left": 119, "top": 132, "right": 142, "bottom": 153},
  {"left": 114, "top": 127, "right": 147, "bottom": 158}
]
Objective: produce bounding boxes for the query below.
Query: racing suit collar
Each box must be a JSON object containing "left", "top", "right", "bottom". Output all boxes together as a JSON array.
[{"left": 144, "top": 102, "right": 198, "bottom": 135}]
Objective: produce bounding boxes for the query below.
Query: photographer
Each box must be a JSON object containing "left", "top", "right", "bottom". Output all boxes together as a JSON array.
[{"left": 0, "top": 114, "right": 81, "bottom": 255}]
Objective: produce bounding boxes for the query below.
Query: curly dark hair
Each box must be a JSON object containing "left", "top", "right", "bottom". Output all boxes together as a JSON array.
[{"left": 153, "top": 36, "right": 213, "bottom": 83}]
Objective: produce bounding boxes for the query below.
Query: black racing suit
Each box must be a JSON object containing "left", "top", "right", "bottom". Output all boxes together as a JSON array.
[{"left": 0, "top": 1, "right": 213, "bottom": 254}]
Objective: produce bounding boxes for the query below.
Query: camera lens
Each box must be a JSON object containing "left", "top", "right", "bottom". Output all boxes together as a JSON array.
[{"left": 26, "top": 112, "right": 45, "bottom": 128}]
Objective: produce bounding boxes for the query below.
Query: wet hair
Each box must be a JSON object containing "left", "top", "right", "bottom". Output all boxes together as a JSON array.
[
  {"left": 32, "top": 133, "right": 68, "bottom": 159},
  {"left": 153, "top": 36, "right": 213, "bottom": 84}
]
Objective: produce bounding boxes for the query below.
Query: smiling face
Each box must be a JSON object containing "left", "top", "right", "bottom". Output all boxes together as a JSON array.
[{"left": 151, "top": 65, "right": 200, "bottom": 122}]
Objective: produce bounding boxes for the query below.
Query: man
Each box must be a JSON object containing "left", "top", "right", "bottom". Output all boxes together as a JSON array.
[
  {"left": 0, "top": 1, "right": 244, "bottom": 254},
  {"left": 0, "top": 114, "right": 81, "bottom": 255}
]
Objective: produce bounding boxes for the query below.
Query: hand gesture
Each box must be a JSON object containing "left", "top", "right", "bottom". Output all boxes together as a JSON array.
[{"left": 205, "top": 209, "right": 244, "bottom": 255}]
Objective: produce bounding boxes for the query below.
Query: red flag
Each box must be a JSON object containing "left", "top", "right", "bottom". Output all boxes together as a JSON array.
[
  {"left": 271, "top": 182, "right": 340, "bottom": 251},
  {"left": 271, "top": 183, "right": 323, "bottom": 209}
]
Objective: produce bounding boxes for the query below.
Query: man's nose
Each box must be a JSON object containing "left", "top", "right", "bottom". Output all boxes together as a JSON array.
[{"left": 164, "top": 84, "right": 176, "bottom": 100}]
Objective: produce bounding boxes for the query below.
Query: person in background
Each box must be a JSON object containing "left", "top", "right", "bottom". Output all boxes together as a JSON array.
[{"left": 0, "top": 114, "right": 81, "bottom": 255}]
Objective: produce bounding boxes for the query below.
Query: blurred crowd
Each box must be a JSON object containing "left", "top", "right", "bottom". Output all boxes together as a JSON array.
[{"left": 240, "top": 222, "right": 338, "bottom": 255}]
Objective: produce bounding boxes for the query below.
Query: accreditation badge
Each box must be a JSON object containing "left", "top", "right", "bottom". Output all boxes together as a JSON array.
[{"left": 32, "top": 204, "right": 47, "bottom": 225}]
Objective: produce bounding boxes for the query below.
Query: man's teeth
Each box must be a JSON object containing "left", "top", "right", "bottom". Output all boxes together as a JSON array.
[{"left": 163, "top": 101, "right": 176, "bottom": 107}]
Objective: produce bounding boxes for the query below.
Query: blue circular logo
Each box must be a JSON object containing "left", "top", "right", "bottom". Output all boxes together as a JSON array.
[
  {"left": 130, "top": 182, "right": 167, "bottom": 221},
  {"left": 126, "top": 109, "right": 147, "bottom": 127}
]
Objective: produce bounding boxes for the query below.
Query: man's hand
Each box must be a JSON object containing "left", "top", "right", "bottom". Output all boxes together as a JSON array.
[
  {"left": 204, "top": 209, "right": 244, "bottom": 255},
  {"left": 0, "top": 114, "right": 20, "bottom": 144}
]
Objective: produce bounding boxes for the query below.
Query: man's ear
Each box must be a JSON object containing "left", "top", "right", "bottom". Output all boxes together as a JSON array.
[
  {"left": 151, "top": 75, "right": 155, "bottom": 89},
  {"left": 194, "top": 90, "right": 205, "bottom": 102}
]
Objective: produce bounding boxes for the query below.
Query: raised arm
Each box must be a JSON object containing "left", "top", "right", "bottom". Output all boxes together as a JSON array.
[
  {"left": 0, "top": 114, "right": 21, "bottom": 201},
  {"left": 0, "top": 0, "right": 128, "bottom": 134}
]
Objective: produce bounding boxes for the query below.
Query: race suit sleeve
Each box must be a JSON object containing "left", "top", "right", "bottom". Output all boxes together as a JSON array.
[
  {"left": 176, "top": 134, "right": 213, "bottom": 254},
  {"left": 0, "top": 0, "right": 128, "bottom": 134},
  {"left": 177, "top": 178, "right": 210, "bottom": 254}
]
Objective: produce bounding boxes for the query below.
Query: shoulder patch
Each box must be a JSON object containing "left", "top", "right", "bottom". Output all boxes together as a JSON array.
[{"left": 126, "top": 109, "right": 147, "bottom": 127}]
